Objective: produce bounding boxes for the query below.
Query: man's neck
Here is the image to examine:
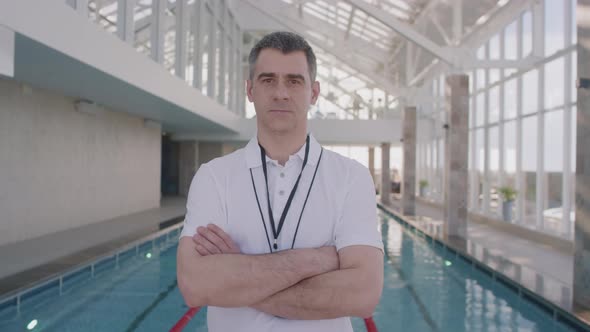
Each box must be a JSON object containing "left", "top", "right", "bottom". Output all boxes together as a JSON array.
[{"left": 257, "top": 129, "right": 307, "bottom": 166}]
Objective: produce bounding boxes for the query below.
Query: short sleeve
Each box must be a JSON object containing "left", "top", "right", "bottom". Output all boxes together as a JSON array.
[
  {"left": 179, "top": 163, "right": 225, "bottom": 239},
  {"left": 334, "top": 165, "right": 383, "bottom": 252}
]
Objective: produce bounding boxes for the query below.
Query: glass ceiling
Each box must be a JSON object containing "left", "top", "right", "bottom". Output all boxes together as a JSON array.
[{"left": 79, "top": 0, "right": 504, "bottom": 119}]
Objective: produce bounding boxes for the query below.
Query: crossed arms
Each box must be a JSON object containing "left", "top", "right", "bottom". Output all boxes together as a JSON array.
[{"left": 176, "top": 224, "right": 383, "bottom": 320}]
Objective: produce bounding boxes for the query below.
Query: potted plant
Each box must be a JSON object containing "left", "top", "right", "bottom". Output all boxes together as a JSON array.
[
  {"left": 419, "top": 180, "right": 428, "bottom": 197},
  {"left": 498, "top": 186, "right": 517, "bottom": 222}
]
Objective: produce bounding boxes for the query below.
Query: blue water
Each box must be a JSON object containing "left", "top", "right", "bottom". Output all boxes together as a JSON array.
[{"left": 0, "top": 211, "right": 579, "bottom": 332}]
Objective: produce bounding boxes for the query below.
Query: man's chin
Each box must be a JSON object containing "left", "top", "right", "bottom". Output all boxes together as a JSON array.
[{"left": 265, "top": 122, "right": 296, "bottom": 134}]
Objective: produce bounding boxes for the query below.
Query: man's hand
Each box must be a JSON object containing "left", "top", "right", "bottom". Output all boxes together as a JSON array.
[
  {"left": 192, "top": 224, "right": 241, "bottom": 256},
  {"left": 192, "top": 225, "right": 339, "bottom": 273}
]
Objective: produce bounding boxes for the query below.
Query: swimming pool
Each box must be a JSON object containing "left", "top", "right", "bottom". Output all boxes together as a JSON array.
[{"left": 0, "top": 210, "right": 585, "bottom": 331}]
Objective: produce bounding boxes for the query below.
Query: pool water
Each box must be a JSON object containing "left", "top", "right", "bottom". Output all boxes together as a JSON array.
[{"left": 0, "top": 211, "right": 580, "bottom": 332}]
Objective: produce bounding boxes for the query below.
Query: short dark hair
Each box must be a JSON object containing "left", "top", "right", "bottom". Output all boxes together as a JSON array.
[{"left": 248, "top": 31, "right": 317, "bottom": 82}]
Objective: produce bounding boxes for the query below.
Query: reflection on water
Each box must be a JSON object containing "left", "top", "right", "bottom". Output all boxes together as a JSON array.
[{"left": 353, "top": 211, "right": 577, "bottom": 332}]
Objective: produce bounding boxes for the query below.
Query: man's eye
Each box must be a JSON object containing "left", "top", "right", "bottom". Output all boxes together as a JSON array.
[
  {"left": 263, "top": 79, "right": 273, "bottom": 83},
  {"left": 290, "top": 80, "right": 300, "bottom": 85}
]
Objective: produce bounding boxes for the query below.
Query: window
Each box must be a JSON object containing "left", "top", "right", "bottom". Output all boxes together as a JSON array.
[
  {"left": 489, "top": 87, "right": 500, "bottom": 124},
  {"left": 543, "top": 110, "right": 565, "bottom": 234},
  {"left": 545, "top": 0, "right": 565, "bottom": 56},
  {"left": 476, "top": 93, "right": 485, "bottom": 127},
  {"left": 572, "top": 0, "right": 577, "bottom": 45},
  {"left": 489, "top": 126, "right": 500, "bottom": 215},
  {"left": 522, "top": 69, "right": 538, "bottom": 115},
  {"left": 522, "top": 116, "right": 538, "bottom": 227},
  {"left": 504, "top": 21, "right": 518, "bottom": 60},
  {"left": 504, "top": 120, "right": 517, "bottom": 175},
  {"left": 544, "top": 57, "right": 565, "bottom": 109},
  {"left": 476, "top": 69, "right": 486, "bottom": 91},
  {"left": 522, "top": 11, "right": 532, "bottom": 57},
  {"left": 489, "top": 34, "right": 500, "bottom": 59},
  {"left": 504, "top": 78, "right": 517, "bottom": 120}
]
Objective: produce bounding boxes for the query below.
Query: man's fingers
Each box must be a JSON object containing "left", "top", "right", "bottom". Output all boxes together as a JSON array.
[
  {"left": 197, "top": 226, "right": 231, "bottom": 252},
  {"left": 194, "top": 243, "right": 209, "bottom": 256},
  {"left": 193, "top": 234, "right": 221, "bottom": 254},
  {"left": 207, "top": 224, "right": 240, "bottom": 253}
]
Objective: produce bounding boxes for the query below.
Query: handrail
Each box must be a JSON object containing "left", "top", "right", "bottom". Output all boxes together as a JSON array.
[{"left": 170, "top": 307, "right": 378, "bottom": 332}]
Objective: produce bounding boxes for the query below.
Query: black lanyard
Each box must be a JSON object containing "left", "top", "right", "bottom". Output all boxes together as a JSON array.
[{"left": 249, "top": 136, "right": 323, "bottom": 252}]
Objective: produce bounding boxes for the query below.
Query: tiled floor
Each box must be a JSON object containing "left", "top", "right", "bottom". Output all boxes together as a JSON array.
[
  {"left": 0, "top": 196, "right": 186, "bottom": 298},
  {"left": 382, "top": 196, "right": 576, "bottom": 313}
]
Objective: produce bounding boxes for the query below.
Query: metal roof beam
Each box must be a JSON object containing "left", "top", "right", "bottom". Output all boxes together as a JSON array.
[
  {"left": 409, "top": 0, "right": 535, "bottom": 87},
  {"left": 250, "top": 0, "right": 388, "bottom": 63},
  {"left": 346, "top": 0, "right": 456, "bottom": 65},
  {"left": 244, "top": 0, "right": 408, "bottom": 97}
]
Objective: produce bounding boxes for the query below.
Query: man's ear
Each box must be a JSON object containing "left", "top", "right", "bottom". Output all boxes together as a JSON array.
[
  {"left": 246, "top": 79, "right": 254, "bottom": 102},
  {"left": 310, "top": 81, "right": 320, "bottom": 105}
]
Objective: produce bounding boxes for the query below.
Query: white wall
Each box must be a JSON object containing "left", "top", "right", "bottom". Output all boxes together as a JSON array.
[{"left": 0, "top": 78, "right": 161, "bottom": 246}]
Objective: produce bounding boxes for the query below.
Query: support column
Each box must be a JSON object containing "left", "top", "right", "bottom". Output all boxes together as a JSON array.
[
  {"left": 198, "top": 142, "right": 224, "bottom": 167},
  {"left": 443, "top": 74, "right": 469, "bottom": 240},
  {"left": 175, "top": 0, "right": 189, "bottom": 79},
  {"left": 218, "top": 0, "right": 227, "bottom": 105},
  {"left": 207, "top": 1, "right": 217, "bottom": 98},
  {"left": 381, "top": 142, "right": 391, "bottom": 205},
  {"left": 179, "top": 141, "right": 199, "bottom": 197},
  {"left": 402, "top": 106, "right": 417, "bottom": 216},
  {"left": 192, "top": 0, "right": 204, "bottom": 90},
  {"left": 574, "top": 0, "right": 590, "bottom": 308},
  {"left": 227, "top": 17, "right": 235, "bottom": 112},
  {"left": 368, "top": 146, "right": 375, "bottom": 184},
  {"left": 117, "top": 0, "right": 135, "bottom": 44},
  {"left": 150, "top": 0, "right": 166, "bottom": 64}
]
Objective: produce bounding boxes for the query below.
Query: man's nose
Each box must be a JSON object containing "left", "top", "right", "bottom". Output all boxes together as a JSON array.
[{"left": 273, "top": 82, "right": 289, "bottom": 100}]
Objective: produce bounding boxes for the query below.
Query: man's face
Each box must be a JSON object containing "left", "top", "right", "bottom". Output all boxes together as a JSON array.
[{"left": 246, "top": 49, "right": 320, "bottom": 135}]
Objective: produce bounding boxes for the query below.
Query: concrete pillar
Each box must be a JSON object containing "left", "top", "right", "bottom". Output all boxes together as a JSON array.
[
  {"left": 198, "top": 142, "right": 224, "bottom": 168},
  {"left": 402, "top": 106, "right": 417, "bottom": 216},
  {"left": 381, "top": 142, "right": 391, "bottom": 205},
  {"left": 368, "top": 147, "right": 375, "bottom": 184},
  {"left": 179, "top": 141, "right": 198, "bottom": 197},
  {"left": 574, "top": 0, "right": 590, "bottom": 308},
  {"left": 178, "top": 141, "right": 227, "bottom": 196},
  {"left": 443, "top": 74, "right": 469, "bottom": 240}
]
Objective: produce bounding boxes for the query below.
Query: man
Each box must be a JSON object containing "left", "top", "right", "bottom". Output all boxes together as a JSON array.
[{"left": 177, "top": 31, "right": 383, "bottom": 332}]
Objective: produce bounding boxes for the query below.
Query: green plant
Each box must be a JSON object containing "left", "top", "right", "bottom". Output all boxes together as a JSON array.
[
  {"left": 498, "top": 186, "right": 517, "bottom": 202},
  {"left": 419, "top": 180, "right": 428, "bottom": 188}
]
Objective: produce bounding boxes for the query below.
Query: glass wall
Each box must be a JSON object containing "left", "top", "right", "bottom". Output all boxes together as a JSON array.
[
  {"left": 419, "top": 0, "right": 578, "bottom": 240},
  {"left": 66, "top": 0, "right": 245, "bottom": 115}
]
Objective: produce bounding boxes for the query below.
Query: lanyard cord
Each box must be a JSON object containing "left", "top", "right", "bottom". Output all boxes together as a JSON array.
[
  {"left": 290, "top": 148, "right": 323, "bottom": 249},
  {"left": 259, "top": 135, "right": 309, "bottom": 250},
  {"left": 249, "top": 137, "right": 323, "bottom": 252}
]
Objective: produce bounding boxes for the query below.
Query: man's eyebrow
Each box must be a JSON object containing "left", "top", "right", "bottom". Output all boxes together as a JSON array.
[
  {"left": 286, "top": 74, "right": 306, "bottom": 81},
  {"left": 256, "top": 72, "right": 277, "bottom": 80}
]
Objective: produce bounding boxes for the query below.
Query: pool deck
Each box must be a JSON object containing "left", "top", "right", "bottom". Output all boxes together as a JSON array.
[
  {"left": 0, "top": 196, "right": 186, "bottom": 299},
  {"left": 380, "top": 194, "right": 590, "bottom": 325}
]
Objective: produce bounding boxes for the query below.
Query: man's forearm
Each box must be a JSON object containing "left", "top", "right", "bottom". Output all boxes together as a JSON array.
[
  {"left": 252, "top": 265, "right": 383, "bottom": 320},
  {"left": 177, "top": 238, "right": 338, "bottom": 308}
]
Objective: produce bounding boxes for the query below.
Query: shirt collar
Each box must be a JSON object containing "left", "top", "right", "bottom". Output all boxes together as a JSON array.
[{"left": 245, "top": 133, "right": 322, "bottom": 169}]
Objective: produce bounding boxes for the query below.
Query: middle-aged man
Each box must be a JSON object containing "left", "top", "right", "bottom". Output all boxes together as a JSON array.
[{"left": 177, "top": 31, "right": 384, "bottom": 332}]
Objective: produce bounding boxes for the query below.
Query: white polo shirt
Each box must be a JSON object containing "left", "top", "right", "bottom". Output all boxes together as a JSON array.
[{"left": 180, "top": 134, "right": 383, "bottom": 332}]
